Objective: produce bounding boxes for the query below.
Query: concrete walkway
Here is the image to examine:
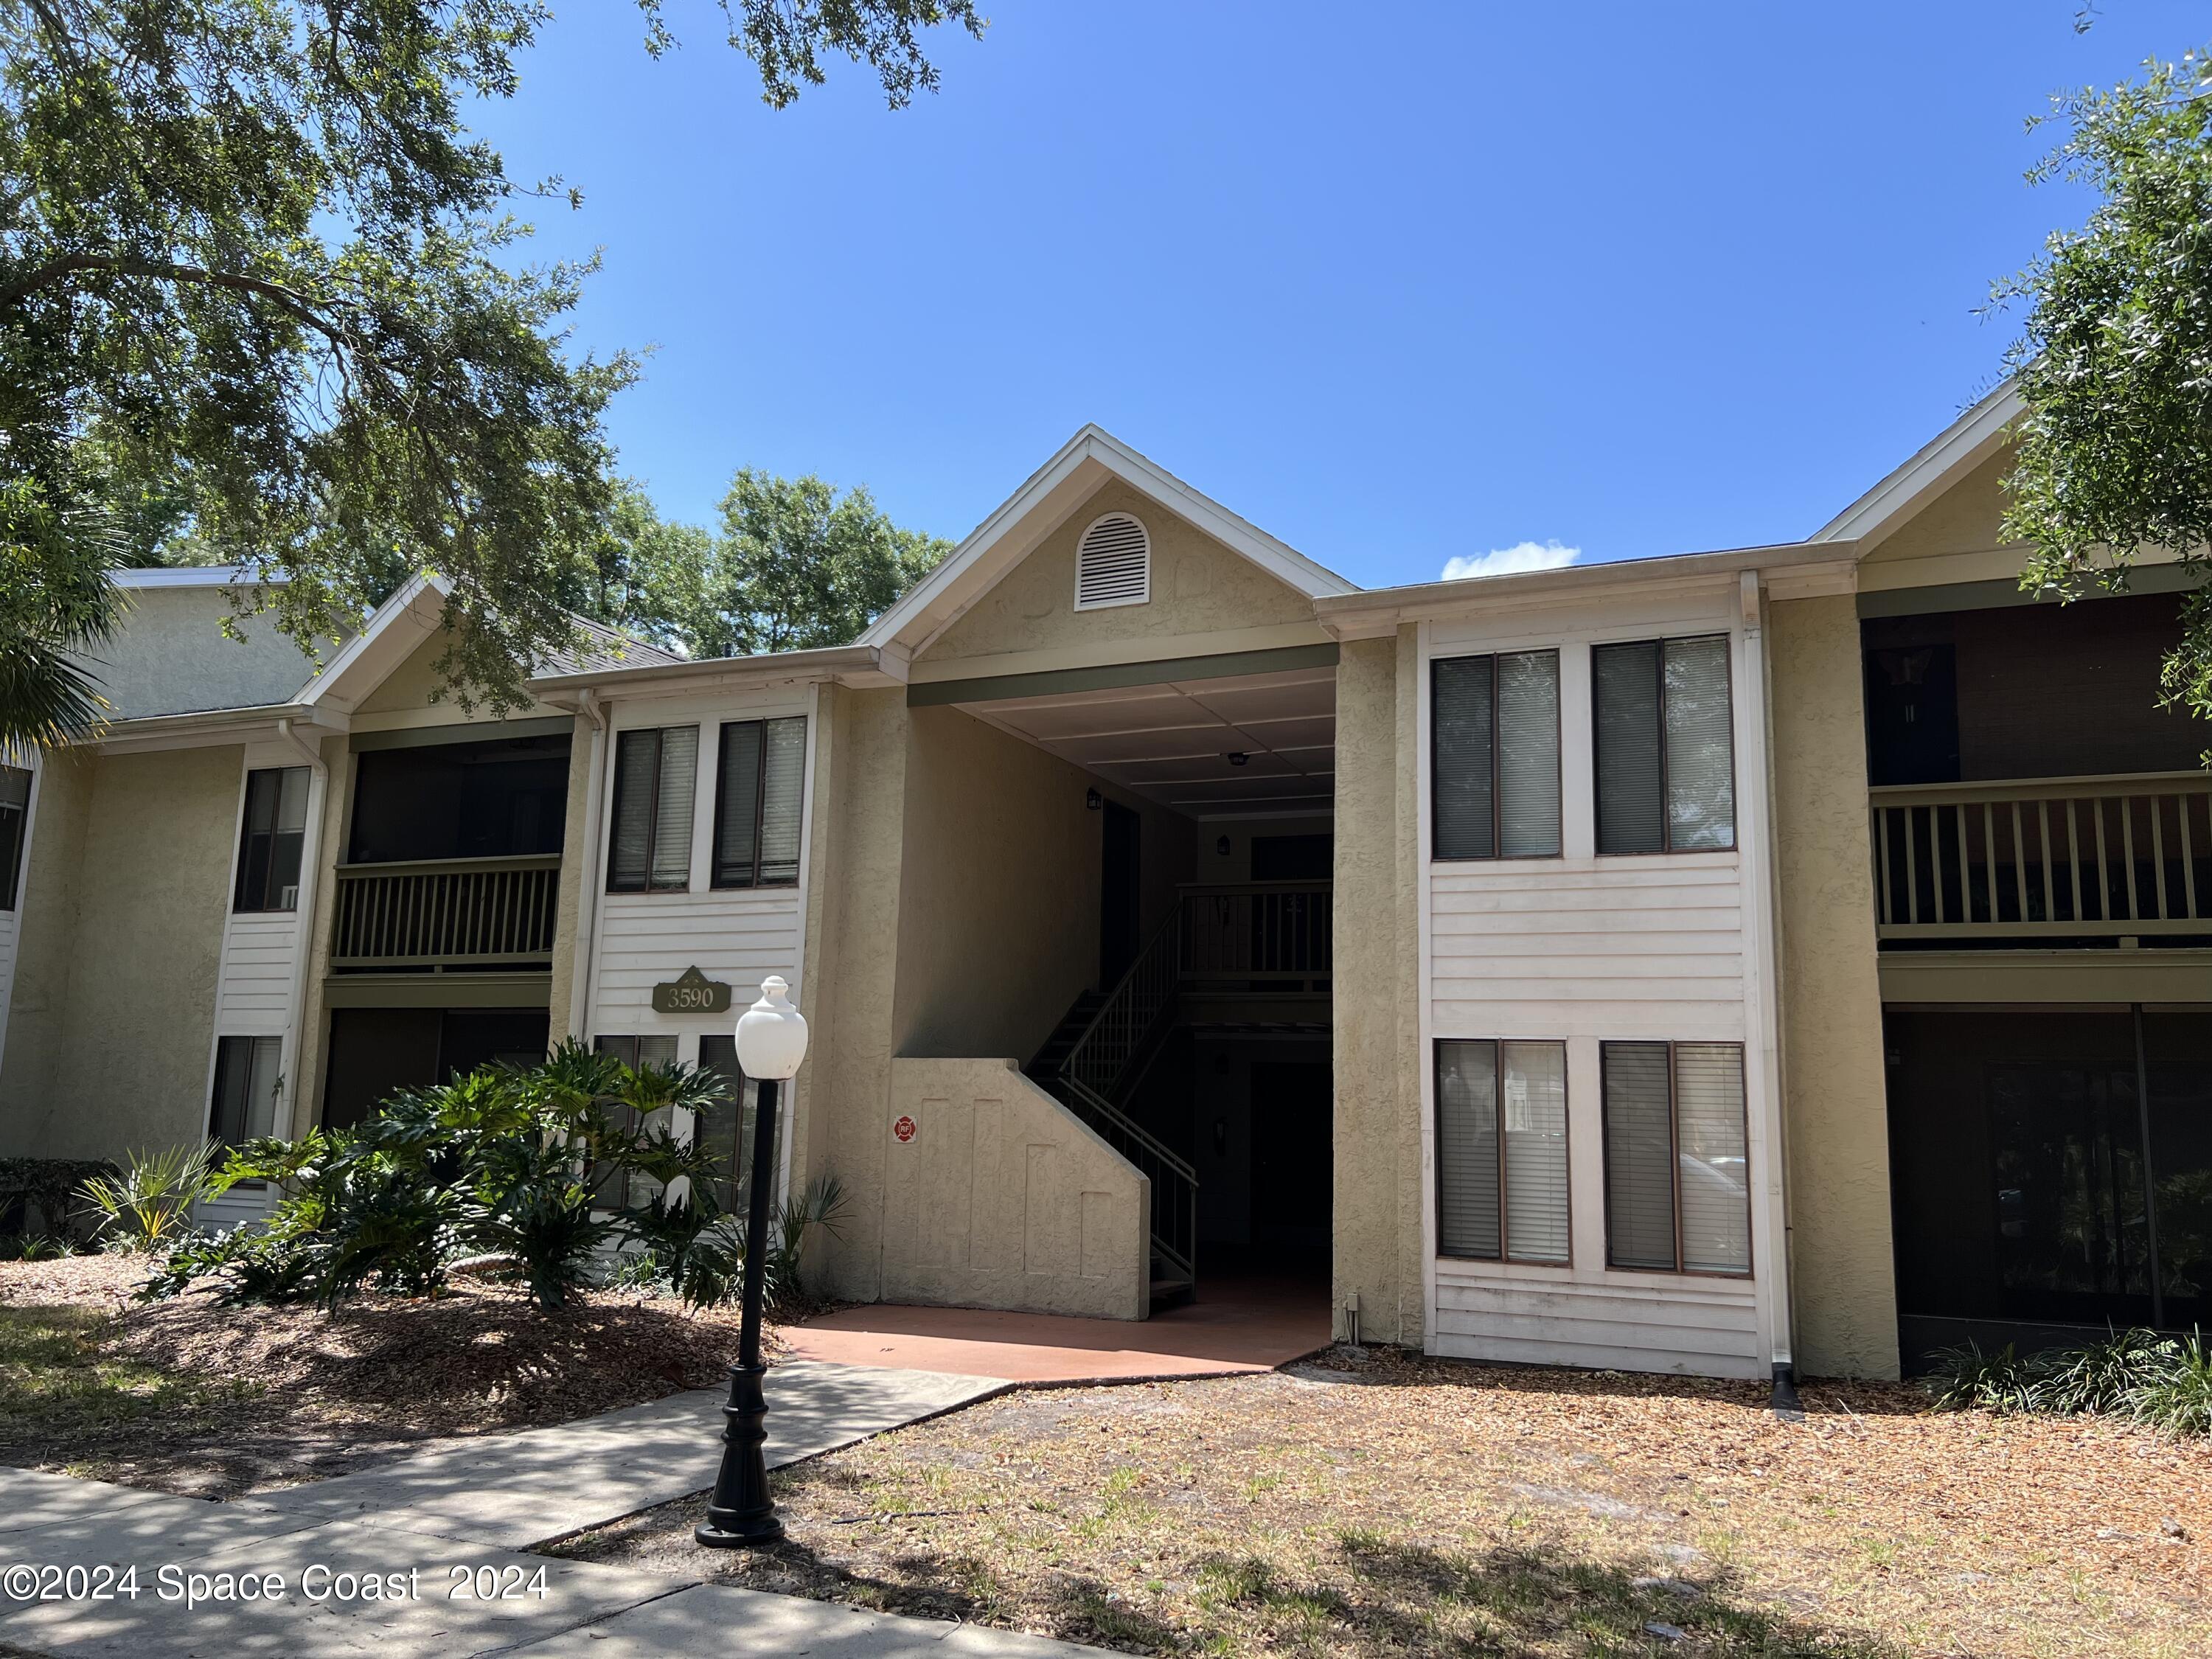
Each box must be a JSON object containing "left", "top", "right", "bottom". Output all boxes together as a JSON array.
[
  {"left": 783, "top": 1270, "right": 1333, "bottom": 1382},
  {"left": 0, "top": 1362, "right": 1113, "bottom": 1658}
]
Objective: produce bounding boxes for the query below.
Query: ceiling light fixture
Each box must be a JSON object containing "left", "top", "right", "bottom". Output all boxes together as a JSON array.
[{"left": 1225, "top": 751, "right": 1249, "bottom": 767}]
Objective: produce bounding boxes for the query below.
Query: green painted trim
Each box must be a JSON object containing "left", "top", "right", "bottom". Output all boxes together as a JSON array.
[
  {"left": 908, "top": 642, "right": 1340, "bottom": 708},
  {"left": 322, "top": 971, "right": 552, "bottom": 1009},
  {"left": 1857, "top": 562, "right": 2205, "bottom": 619},
  {"left": 349, "top": 715, "right": 576, "bottom": 752}
]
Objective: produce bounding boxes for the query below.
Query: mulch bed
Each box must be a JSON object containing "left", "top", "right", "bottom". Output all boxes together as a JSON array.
[
  {"left": 0, "top": 1254, "right": 776, "bottom": 1498},
  {"left": 557, "top": 1343, "right": 2212, "bottom": 1658}
]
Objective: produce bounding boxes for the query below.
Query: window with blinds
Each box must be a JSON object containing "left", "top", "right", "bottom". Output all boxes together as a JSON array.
[
  {"left": 698, "top": 1032, "right": 759, "bottom": 1211},
  {"left": 209, "top": 1034, "right": 283, "bottom": 1150},
  {"left": 0, "top": 765, "right": 29, "bottom": 911},
  {"left": 592, "top": 1034, "right": 678, "bottom": 1208},
  {"left": 712, "top": 717, "right": 806, "bottom": 889},
  {"left": 1601, "top": 1040, "right": 1750, "bottom": 1275},
  {"left": 234, "top": 766, "right": 310, "bottom": 912},
  {"left": 607, "top": 727, "right": 698, "bottom": 893},
  {"left": 1435, "top": 1039, "right": 1570, "bottom": 1265},
  {"left": 1593, "top": 636, "right": 1735, "bottom": 854},
  {"left": 1432, "top": 650, "right": 1562, "bottom": 860}
]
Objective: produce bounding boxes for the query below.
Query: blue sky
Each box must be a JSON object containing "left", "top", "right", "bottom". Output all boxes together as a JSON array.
[{"left": 470, "top": 1, "right": 2193, "bottom": 591}]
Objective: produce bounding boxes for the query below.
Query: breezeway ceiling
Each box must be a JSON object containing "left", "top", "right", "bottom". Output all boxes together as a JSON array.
[{"left": 956, "top": 665, "right": 1335, "bottom": 819}]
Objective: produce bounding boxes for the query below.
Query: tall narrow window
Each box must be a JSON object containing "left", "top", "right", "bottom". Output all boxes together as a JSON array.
[
  {"left": 209, "top": 1034, "right": 283, "bottom": 1150},
  {"left": 1432, "top": 650, "right": 1562, "bottom": 860},
  {"left": 607, "top": 727, "right": 698, "bottom": 893},
  {"left": 0, "top": 765, "right": 29, "bottom": 911},
  {"left": 234, "top": 766, "right": 310, "bottom": 912},
  {"left": 698, "top": 1032, "right": 759, "bottom": 1211},
  {"left": 1436, "top": 1039, "right": 1571, "bottom": 1264},
  {"left": 712, "top": 717, "right": 807, "bottom": 888},
  {"left": 1601, "top": 1040, "right": 1750, "bottom": 1274},
  {"left": 592, "top": 1034, "right": 678, "bottom": 1207},
  {"left": 1593, "top": 636, "right": 1735, "bottom": 853}
]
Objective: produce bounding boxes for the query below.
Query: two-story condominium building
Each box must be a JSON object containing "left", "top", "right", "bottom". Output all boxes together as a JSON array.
[{"left": 1, "top": 383, "right": 2203, "bottom": 1382}]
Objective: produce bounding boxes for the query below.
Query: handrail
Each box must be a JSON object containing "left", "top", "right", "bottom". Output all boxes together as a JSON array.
[
  {"left": 1056, "top": 1074, "right": 1194, "bottom": 1283},
  {"left": 1063, "top": 906, "right": 1182, "bottom": 1102},
  {"left": 1179, "top": 882, "right": 1332, "bottom": 981},
  {"left": 335, "top": 853, "right": 563, "bottom": 877},
  {"left": 1871, "top": 773, "right": 2212, "bottom": 938},
  {"left": 332, "top": 855, "right": 562, "bottom": 967}
]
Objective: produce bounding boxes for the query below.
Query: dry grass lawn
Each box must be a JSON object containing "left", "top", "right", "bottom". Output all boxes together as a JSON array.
[
  {"left": 0, "top": 1253, "right": 769, "bottom": 1498},
  {"left": 558, "top": 1345, "right": 2212, "bottom": 1658}
]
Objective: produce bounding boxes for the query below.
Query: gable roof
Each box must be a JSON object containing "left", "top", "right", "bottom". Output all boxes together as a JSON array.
[
  {"left": 1811, "top": 378, "right": 2020, "bottom": 554},
  {"left": 859, "top": 425, "right": 1357, "bottom": 664}
]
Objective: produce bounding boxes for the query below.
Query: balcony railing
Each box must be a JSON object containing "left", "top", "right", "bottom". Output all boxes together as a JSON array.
[
  {"left": 1178, "top": 881, "right": 1332, "bottom": 981},
  {"left": 331, "top": 854, "right": 562, "bottom": 969},
  {"left": 1870, "top": 772, "right": 2212, "bottom": 942}
]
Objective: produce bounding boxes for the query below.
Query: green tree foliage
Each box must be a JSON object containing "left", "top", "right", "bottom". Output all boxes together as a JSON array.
[
  {"left": 0, "top": 0, "right": 983, "bottom": 742},
  {"left": 1999, "top": 45, "right": 2212, "bottom": 744},
  {"left": 572, "top": 469, "right": 951, "bottom": 658},
  {"left": 689, "top": 469, "right": 953, "bottom": 655}
]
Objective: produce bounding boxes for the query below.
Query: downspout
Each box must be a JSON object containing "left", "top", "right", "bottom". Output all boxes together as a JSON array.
[
  {"left": 566, "top": 689, "right": 610, "bottom": 1040},
  {"left": 276, "top": 717, "right": 330, "bottom": 1141},
  {"left": 1736, "top": 571, "right": 1801, "bottom": 1416}
]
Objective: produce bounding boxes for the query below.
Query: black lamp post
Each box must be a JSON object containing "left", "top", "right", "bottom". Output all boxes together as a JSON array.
[{"left": 696, "top": 974, "right": 807, "bottom": 1549}]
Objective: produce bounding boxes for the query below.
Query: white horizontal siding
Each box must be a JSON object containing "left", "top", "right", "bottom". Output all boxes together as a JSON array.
[
  {"left": 1433, "top": 1267, "right": 1762, "bottom": 1377},
  {"left": 1430, "top": 860, "right": 1746, "bottom": 1040},
  {"left": 214, "top": 913, "right": 300, "bottom": 1030},
  {"left": 588, "top": 889, "right": 804, "bottom": 1026}
]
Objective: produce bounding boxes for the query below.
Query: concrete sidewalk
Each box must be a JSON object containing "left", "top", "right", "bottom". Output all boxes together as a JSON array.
[{"left": 0, "top": 1361, "right": 1111, "bottom": 1657}]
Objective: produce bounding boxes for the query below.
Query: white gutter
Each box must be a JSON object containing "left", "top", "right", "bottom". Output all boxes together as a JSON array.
[
  {"left": 566, "top": 689, "right": 609, "bottom": 1041},
  {"left": 275, "top": 717, "right": 330, "bottom": 1140}
]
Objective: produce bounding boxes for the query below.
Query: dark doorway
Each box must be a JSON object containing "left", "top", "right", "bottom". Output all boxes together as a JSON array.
[
  {"left": 1100, "top": 799, "right": 1141, "bottom": 986},
  {"left": 1887, "top": 1006, "right": 2212, "bottom": 1363},
  {"left": 322, "top": 1006, "right": 550, "bottom": 1129},
  {"left": 1251, "top": 833, "right": 1332, "bottom": 881},
  {"left": 1251, "top": 1059, "right": 1332, "bottom": 1254}
]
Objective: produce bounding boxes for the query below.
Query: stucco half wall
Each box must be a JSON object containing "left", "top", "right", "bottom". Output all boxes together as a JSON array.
[
  {"left": 880, "top": 1057, "right": 1150, "bottom": 1320},
  {"left": 1769, "top": 594, "right": 1899, "bottom": 1380}
]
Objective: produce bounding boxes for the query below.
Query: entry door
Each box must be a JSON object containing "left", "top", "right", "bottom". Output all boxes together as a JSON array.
[{"left": 1100, "top": 799, "right": 1141, "bottom": 987}]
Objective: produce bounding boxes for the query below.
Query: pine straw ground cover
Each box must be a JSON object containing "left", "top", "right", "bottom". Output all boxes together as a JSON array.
[
  {"left": 0, "top": 1254, "right": 773, "bottom": 1498},
  {"left": 556, "top": 1345, "right": 2212, "bottom": 1659}
]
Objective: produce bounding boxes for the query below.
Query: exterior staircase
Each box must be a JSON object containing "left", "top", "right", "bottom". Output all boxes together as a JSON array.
[{"left": 1026, "top": 913, "right": 1198, "bottom": 1312}]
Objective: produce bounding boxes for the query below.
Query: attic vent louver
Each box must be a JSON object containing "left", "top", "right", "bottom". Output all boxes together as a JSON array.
[{"left": 1074, "top": 512, "right": 1150, "bottom": 611}]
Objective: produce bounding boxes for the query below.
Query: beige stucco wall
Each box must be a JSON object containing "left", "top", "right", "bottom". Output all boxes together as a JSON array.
[
  {"left": 1331, "top": 630, "right": 1425, "bottom": 1346},
  {"left": 352, "top": 625, "right": 555, "bottom": 720},
  {"left": 1770, "top": 594, "right": 1898, "bottom": 1380},
  {"left": 921, "top": 480, "right": 1323, "bottom": 667},
  {"left": 891, "top": 706, "right": 1109, "bottom": 1062},
  {"left": 880, "top": 1057, "right": 1149, "bottom": 1319},
  {"left": 3, "top": 747, "right": 241, "bottom": 1157},
  {"left": 0, "top": 751, "right": 94, "bottom": 1150},
  {"left": 1863, "top": 449, "right": 2010, "bottom": 569},
  {"left": 799, "top": 685, "right": 911, "bottom": 1304}
]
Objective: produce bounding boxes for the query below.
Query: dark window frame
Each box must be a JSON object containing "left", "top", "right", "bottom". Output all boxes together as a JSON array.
[
  {"left": 1430, "top": 649, "right": 1565, "bottom": 863},
  {"left": 0, "top": 764, "right": 29, "bottom": 912},
  {"left": 1590, "top": 634, "right": 1739, "bottom": 856},
  {"left": 1599, "top": 1039, "right": 1753, "bottom": 1279},
  {"left": 1433, "top": 1037, "right": 1573, "bottom": 1266},
  {"left": 606, "top": 726, "right": 698, "bottom": 894},
  {"left": 233, "top": 765, "right": 310, "bottom": 914},
  {"left": 208, "top": 1033, "right": 282, "bottom": 1155},
  {"left": 709, "top": 716, "right": 806, "bottom": 891}
]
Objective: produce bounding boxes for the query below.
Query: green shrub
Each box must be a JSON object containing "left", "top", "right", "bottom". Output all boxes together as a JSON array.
[
  {"left": 2131, "top": 1329, "right": 2212, "bottom": 1438},
  {"left": 77, "top": 1144, "right": 218, "bottom": 1254},
  {"left": 149, "top": 1040, "right": 737, "bottom": 1314},
  {"left": 2028, "top": 1326, "right": 2177, "bottom": 1415},
  {"left": 1923, "top": 1341, "right": 2038, "bottom": 1413},
  {"left": 681, "top": 1173, "right": 850, "bottom": 1313},
  {"left": 0, "top": 1157, "right": 119, "bottom": 1244}
]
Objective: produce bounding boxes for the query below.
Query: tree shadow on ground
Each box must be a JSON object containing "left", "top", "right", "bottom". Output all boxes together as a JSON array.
[{"left": 675, "top": 1506, "right": 1905, "bottom": 1658}]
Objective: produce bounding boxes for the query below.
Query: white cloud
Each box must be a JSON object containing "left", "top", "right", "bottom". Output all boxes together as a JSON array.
[{"left": 1439, "top": 540, "right": 1582, "bottom": 581}]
